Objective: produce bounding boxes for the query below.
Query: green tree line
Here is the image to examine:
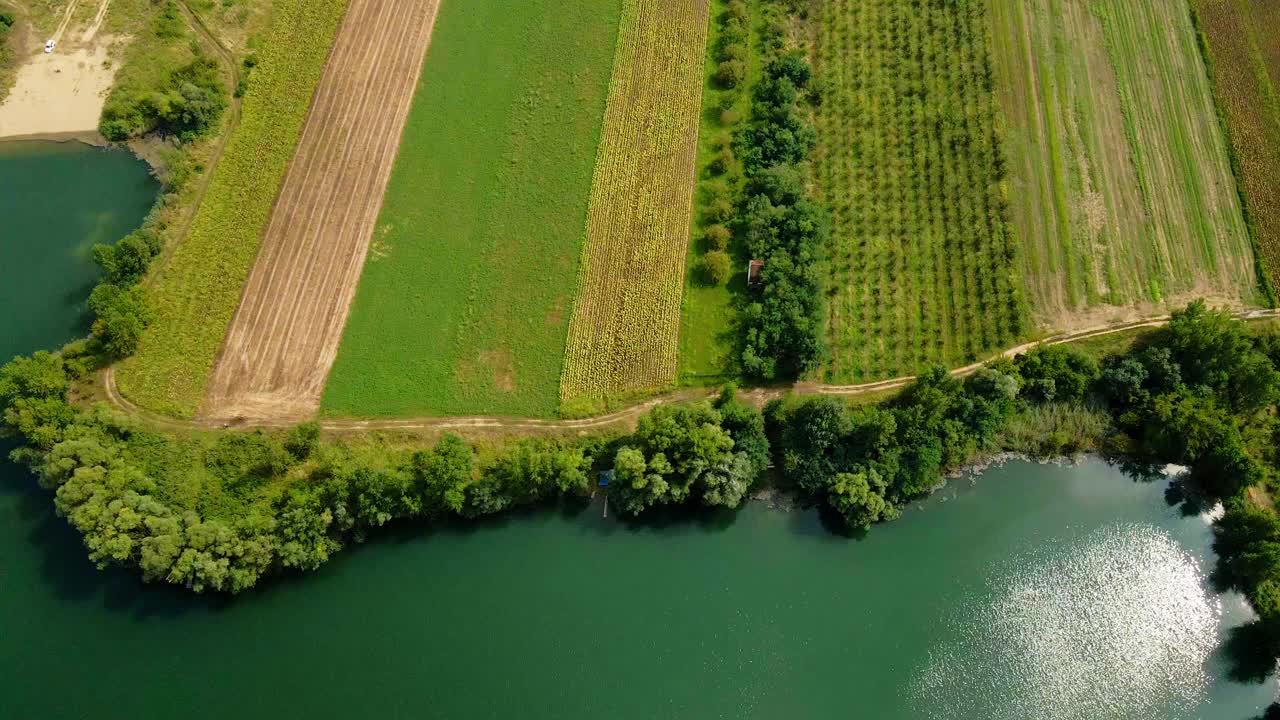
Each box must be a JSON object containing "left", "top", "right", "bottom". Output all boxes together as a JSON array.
[
  {"left": 0, "top": 347, "right": 604, "bottom": 591},
  {"left": 0, "top": 348, "right": 772, "bottom": 591},
  {"left": 12, "top": 290, "right": 1280, "bottom": 720},
  {"left": 734, "top": 13, "right": 828, "bottom": 380}
]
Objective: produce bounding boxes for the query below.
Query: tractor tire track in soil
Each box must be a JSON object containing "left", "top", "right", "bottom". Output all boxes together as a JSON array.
[
  {"left": 101, "top": 309, "right": 1280, "bottom": 435},
  {"left": 50, "top": 0, "right": 79, "bottom": 46},
  {"left": 200, "top": 0, "right": 441, "bottom": 422}
]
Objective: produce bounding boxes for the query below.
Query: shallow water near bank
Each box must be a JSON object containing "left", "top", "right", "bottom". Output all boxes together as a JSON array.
[{"left": 1, "top": 141, "right": 1278, "bottom": 720}]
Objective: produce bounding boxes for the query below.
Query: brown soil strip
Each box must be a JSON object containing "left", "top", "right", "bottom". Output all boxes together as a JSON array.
[{"left": 199, "top": 0, "right": 441, "bottom": 422}]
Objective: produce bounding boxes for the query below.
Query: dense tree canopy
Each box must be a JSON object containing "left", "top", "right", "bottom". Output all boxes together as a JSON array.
[
  {"left": 88, "top": 283, "right": 154, "bottom": 358},
  {"left": 731, "top": 44, "right": 828, "bottom": 381},
  {"left": 101, "top": 55, "right": 227, "bottom": 142},
  {"left": 610, "top": 390, "right": 768, "bottom": 515},
  {"left": 767, "top": 365, "right": 1018, "bottom": 529}
]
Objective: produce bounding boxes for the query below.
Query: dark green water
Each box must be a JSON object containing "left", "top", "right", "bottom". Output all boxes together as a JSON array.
[
  {"left": 0, "top": 141, "right": 158, "bottom": 354},
  {"left": 1, "top": 142, "right": 1277, "bottom": 719}
]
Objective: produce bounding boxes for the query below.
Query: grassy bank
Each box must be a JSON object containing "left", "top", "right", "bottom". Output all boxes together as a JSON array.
[
  {"left": 116, "top": 0, "right": 347, "bottom": 417},
  {"left": 321, "top": 0, "right": 623, "bottom": 419},
  {"left": 0, "top": 6, "right": 15, "bottom": 101}
]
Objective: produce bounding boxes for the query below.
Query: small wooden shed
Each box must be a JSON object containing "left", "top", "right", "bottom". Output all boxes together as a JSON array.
[{"left": 747, "top": 260, "right": 765, "bottom": 288}]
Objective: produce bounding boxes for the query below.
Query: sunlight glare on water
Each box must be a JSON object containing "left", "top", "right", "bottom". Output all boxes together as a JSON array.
[{"left": 915, "top": 523, "right": 1220, "bottom": 719}]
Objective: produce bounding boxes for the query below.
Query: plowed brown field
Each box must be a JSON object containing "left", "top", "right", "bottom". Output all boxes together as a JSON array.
[{"left": 201, "top": 0, "right": 440, "bottom": 421}]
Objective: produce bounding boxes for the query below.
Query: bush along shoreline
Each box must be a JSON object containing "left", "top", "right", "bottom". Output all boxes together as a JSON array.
[{"left": 3, "top": 299, "right": 1280, "bottom": 600}]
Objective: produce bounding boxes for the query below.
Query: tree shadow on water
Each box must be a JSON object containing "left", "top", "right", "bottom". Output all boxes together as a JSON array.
[
  {"left": 783, "top": 500, "right": 866, "bottom": 542},
  {"left": 1163, "top": 477, "right": 1214, "bottom": 517},
  {"left": 1254, "top": 701, "right": 1280, "bottom": 720},
  {"left": 1221, "top": 620, "right": 1280, "bottom": 685},
  {"left": 604, "top": 500, "right": 743, "bottom": 535},
  {"left": 2, "top": 450, "right": 228, "bottom": 620},
  {"left": 1117, "top": 459, "right": 1166, "bottom": 484}
]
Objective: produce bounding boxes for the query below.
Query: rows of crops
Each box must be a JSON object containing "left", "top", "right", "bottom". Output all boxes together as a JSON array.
[
  {"left": 1193, "top": 0, "right": 1280, "bottom": 295},
  {"left": 559, "top": 0, "right": 710, "bottom": 413},
  {"left": 988, "top": 0, "right": 1257, "bottom": 329},
  {"left": 116, "top": 0, "right": 348, "bottom": 417},
  {"left": 810, "top": 0, "right": 1025, "bottom": 383},
  {"left": 1093, "top": 0, "right": 1254, "bottom": 303}
]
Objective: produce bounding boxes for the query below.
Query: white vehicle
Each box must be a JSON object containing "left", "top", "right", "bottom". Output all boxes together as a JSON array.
[{"left": 44, "top": 39, "right": 55, "bottom": 53}]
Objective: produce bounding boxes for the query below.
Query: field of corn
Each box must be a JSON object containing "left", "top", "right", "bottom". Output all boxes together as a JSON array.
[
  {"left": 810, "top": 0, "right": 1026, "bottom": 384},
  {"left": 989, "top": 0, "right": 1258, "bottom": 332},
  {"left": 116, "top": 0, "right": 348, "bottom": 417},
  {"left": 559, "top": 0, "right": 710, "bottom": 413},
  {"left": 1192, "top": 0, "right": 1280, "bottom": 295}
]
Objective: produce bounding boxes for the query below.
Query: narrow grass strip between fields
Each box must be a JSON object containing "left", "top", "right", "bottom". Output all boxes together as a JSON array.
[
  {"left": 116, "top": 0, "right": 349, "bottom": 417},
  {"left": 677, "top": 0, "right": 759, "bottom": 385}
]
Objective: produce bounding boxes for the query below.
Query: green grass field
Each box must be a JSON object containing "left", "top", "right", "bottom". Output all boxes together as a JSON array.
[
  {"left": 1193, "top": 0, "right": 1280, "bottom": 295},
  {"left": 116, "top": 0, "right": 348, "bottom": 417},
  {"left": 811, "top": 0, "right": 1026, "bottom": 384},
  {"left": 989, "top": 0, "right": 1258, "bottom": 329},
  {"left": 320, "top": 0, "right": 623, "bottom": 418}
]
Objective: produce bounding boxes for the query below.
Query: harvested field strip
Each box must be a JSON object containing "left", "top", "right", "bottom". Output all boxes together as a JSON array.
[
  {"left": 320, "top": 0, "right": 623, "bottom": 419},
  {"left": 989, "top": 0, "right": 1257, "bottom": 331},
  {"left": 1193, "top": 0, "right": 1280, "bottom": 292},
  {"left": 200, "top": 0, "right": 441, "bottom": 421},
  {"left": 115, "top": 0, "right": 348, "bottom": 418},
  {"left": 811, "top": 0, "right": 1026, "bottom": 384},
  {"left": 559, "top": 0, "right": 710, "bottom": 412}
]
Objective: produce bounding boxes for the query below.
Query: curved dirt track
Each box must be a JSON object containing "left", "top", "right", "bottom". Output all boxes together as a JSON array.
[
  {"left": 101, "top": 308, "right": 1280, "bottom": 434},
  {"left": 200, "top": 0, "right": 441, "bottom": 422}
]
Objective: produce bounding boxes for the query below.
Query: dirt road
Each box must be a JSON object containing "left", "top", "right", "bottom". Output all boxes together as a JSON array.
[
  {"left": 200, "top": 0, "right": 441, "bottom": 422},
  {"left": 101, "top": 308, "right": 1280, "bottom": 434},
  {"left": 51, "top": 0, "right": 80, "bottom": 45}
]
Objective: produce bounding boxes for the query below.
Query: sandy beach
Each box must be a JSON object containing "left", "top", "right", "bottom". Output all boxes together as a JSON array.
[
  {"left": 0, "top": 44, "right": 116, "bottom": 139},
  {"left": 0, "top": 0, "right": 117, "bottom": 141}
]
